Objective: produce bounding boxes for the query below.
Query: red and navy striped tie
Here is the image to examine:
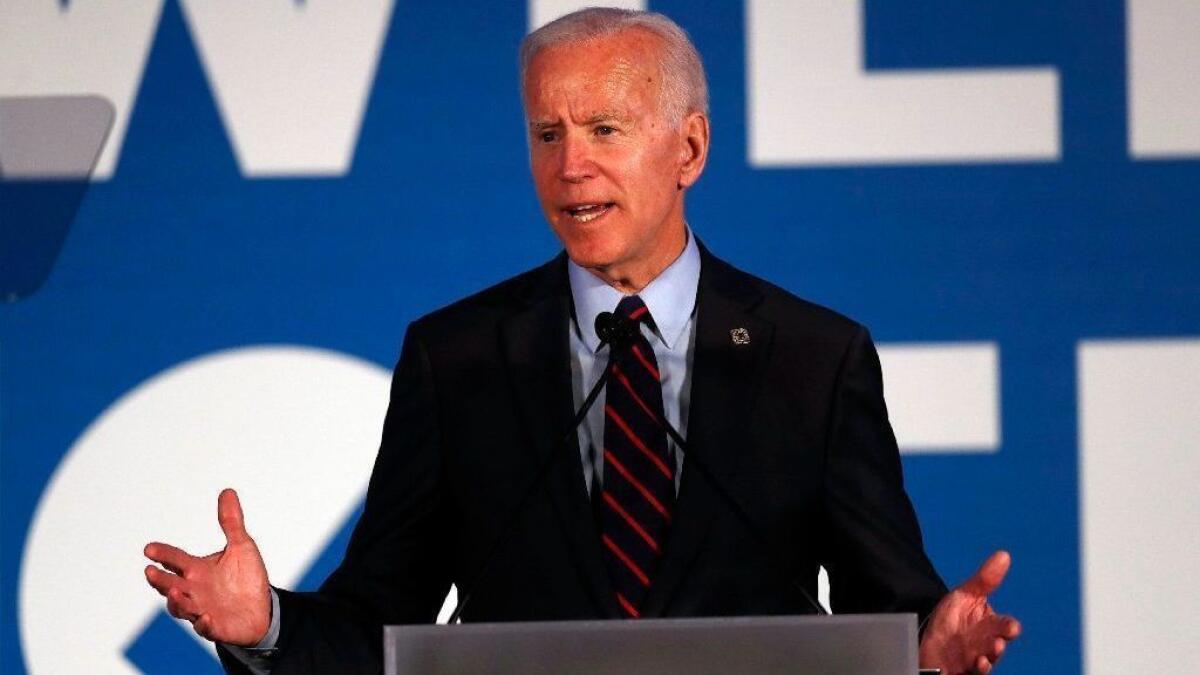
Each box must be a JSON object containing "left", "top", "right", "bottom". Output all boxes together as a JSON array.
[{"left": 600, "top": 295, "right": 673, "bottom": 619}]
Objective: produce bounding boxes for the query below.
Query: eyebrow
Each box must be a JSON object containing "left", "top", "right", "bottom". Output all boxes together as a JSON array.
[
  {"left": 582, "top": 111, "right": 628, "bottom": 124},
  {"left": 529, "top": 111, "right": 630, "bottom": 131}
]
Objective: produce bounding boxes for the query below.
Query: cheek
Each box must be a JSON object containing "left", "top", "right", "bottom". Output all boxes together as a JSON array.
[
  {"left": 643, "top": 152, "right": 677, "bottom": 188},
  {"left": 619, "top": 152, "right": 677, "bottom": 211},
  {"left": 530, "top": 164, "right": 558, "bottom": 205},
  {"left": 529, "top": 155, "right": 549, "bottom": 184}
]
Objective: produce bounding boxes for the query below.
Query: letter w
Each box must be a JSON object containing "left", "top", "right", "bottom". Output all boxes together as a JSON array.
[{"left": 180, "top": 0, "right": 396, "bottom": 176}]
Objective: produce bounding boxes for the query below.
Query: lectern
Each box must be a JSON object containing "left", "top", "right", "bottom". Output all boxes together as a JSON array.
[{"left": 385, "top": 614, "right": 920, "bottom": 675}]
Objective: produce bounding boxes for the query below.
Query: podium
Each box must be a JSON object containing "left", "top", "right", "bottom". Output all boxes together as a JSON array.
[{"left": 385, "top": 614, "right": 919, "bottom": 675}]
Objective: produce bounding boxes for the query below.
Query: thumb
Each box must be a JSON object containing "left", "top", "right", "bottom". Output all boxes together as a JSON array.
[
  {"left": 217, "top": 488, "right": 251, "bottom": 545},
  {"left": 960, "top": 549, "right": 1011, "bottom": 598}
]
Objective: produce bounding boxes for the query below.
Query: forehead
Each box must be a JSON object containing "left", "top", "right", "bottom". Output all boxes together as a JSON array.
[{"left": 523, "top": 29, "right": 664, "bottom": 116}]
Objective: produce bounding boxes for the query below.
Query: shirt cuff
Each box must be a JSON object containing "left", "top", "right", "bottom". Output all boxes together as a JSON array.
[
  {"left": 221, "top": 588, "right": 281, "bottom": 673},
  {"left": 254, "top": 588, "right": 281, "bottom": 649}
]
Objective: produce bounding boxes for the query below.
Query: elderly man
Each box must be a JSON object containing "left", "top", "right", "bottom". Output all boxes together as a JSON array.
[{"left": 144, "top": 8, "right": 1020, "bottom": 674}]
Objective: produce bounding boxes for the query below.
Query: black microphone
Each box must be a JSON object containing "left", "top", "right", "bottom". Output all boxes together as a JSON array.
[
  {"left": 446, "top": 315, "right": 635, "bottom": 624},
  {"left": 594, "top": 311, "right": 638, "bottom": 351},
  {"left": 592, "top": 311, "right": 822, "bottom": 615},
  {"left": 449, "top": 314, "right": 827, "bottom": 621}
]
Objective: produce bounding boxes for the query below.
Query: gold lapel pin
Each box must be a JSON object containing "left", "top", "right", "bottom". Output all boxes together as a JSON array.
[{"left": 730, "top": 327, "right": 750, "bottom": 345}]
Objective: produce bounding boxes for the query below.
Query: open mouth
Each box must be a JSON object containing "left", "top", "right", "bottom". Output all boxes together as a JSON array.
[{"left": 563, "top": 202, "right": 615, "bottom": 224}]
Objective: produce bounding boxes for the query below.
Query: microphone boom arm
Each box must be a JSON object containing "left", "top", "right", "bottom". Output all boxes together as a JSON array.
[
  {"left": 657, "top": 416, "right": 829, "bottom": 616},
  {"left": 448, "top": 310, "right": 826, "bottom": 623},
  {"left": 446, "top": 338, "right": 618, "bottom": 624}
]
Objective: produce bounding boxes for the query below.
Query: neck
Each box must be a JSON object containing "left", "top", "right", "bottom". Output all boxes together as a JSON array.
[{"left": 584, "top": 222, "right": 687, "bottom": 294}]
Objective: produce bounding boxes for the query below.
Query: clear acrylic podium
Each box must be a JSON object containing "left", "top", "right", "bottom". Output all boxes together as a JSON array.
[{"left": 385, "top": 614, "right": 919, "bottom": 675}]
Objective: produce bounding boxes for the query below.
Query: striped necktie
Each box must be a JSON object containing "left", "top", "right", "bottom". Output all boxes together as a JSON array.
[{"left": 600, "top": 295, "right": 673, "bottom": 618}]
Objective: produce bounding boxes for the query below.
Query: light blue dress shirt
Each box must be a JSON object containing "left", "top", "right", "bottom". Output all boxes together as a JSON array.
[
  {"left": 567, "top": 229, "right": 700, "bottom": 496},
  {"left": 229, "top": 230, "right": 701, "bottom": 670}
]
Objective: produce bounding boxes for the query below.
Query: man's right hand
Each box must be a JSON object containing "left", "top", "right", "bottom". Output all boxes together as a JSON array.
[{"left": 144, "top": 488, "right": 272, "bottom": 647}]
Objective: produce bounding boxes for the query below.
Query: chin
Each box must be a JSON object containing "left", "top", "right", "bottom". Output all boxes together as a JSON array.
[
  {"left": 562, "top": 245, "right": 617, "bottom": 270},
  {"left": 555, "top": 228, "right": 628, "bottom": 270}
]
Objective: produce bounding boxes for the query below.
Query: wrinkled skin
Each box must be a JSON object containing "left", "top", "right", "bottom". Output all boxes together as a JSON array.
[
  {"left": 919, "top": 551, "right": 1023, "bottom": 673},
  {"left": 144, "top": 489, "right": 271, "bottom": 646},
  {"left": 524, "top": 28, "right": 709, "bottom": 293}
]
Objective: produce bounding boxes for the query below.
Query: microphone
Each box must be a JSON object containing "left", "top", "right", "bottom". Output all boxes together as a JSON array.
[
  {"left": 597, "top": 309, "right": 826, "bottom": 615},
  {"left": 594, "top": 311, "right": 638, "bottom": 351},
  {"left": 446, "top": 315, "right": 634, "bottom": 624},
  {"left": 449, "top": 312, "right": 827, "bottom": 621}
]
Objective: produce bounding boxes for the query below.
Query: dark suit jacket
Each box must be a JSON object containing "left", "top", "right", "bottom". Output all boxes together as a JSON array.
[{"left": 220, "top": 245, "right": 947, "bottom": 673}]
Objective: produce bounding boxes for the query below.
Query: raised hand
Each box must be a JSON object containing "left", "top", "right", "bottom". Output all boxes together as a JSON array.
[
  {"left": 919, "top": 550, "right": 1022, "bottom": 674},
  {"left": 143, "top": 488, "right": 272, "bottom": 647}
]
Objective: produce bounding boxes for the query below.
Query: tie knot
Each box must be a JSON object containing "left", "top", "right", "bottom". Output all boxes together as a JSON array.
[{"left": 615, "top": 295, "right": 652, "bottom": 325}]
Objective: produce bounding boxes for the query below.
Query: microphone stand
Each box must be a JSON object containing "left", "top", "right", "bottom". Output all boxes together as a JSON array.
[
  {"left": 447, "top": 317, "right": 631, "bottom": 624},
  {"left": 448, "top": 311, "right": 827, "bottom": 622},
  {"left": 655, "top": 415, "right": 828, "bottom": 616}
]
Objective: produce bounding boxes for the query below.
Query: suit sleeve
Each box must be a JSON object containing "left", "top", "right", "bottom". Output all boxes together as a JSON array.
[
  {"left": 223, "top": 322, "right": 454, "bottom": 674},
  {"left": 821, "top": 325, "right": 947, "bottom": 624}
]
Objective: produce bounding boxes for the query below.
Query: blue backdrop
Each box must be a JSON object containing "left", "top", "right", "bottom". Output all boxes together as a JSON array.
[{"left": 3, "top": 1, "right": 1198, "bottom": 673}]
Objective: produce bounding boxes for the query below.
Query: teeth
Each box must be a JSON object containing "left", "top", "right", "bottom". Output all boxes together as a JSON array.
[{"left": 567, "top": 203, "right": 609, "bottom": 223}]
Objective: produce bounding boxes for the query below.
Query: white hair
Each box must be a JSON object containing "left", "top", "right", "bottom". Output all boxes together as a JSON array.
[{"left": 519, "top": 7, "right": 709, "bottom": 125}]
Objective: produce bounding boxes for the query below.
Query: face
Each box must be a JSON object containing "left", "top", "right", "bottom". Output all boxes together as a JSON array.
[{"left": 523, "top": 30, "right": 707, "bottom": 274}]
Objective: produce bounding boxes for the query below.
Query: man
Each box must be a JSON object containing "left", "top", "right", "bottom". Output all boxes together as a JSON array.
[{"left": 144, "top": 8, "right": 1020, "bottom": 674}]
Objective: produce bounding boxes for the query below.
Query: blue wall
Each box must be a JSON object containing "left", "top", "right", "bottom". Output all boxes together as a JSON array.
[{"left": 3, "top": 2, "right": 1198, "bottom": 673}]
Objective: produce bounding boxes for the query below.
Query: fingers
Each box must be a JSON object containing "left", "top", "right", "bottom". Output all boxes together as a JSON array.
[
  {"left": 144, "top": 542, "right": 198, "bottom": 575},
  {"left": 217, "top": 488, "right": 251, "bottom": 545},
  {"left": 1003, "top": 616, "right": 1022, "bottom": 639},
  {"left": 991, "top": 637, "right": 1006, "bottom": 661},
  {"left": 970, "top": 615, "right": 1019, "bottom": 673},
  {"left": 149, "top": 570, "right": 209, "bottom": 639},
  {"left": 984, "top": 613, "right": 1021, "bottom": 641},
  {"left": 961, "top": 550, "right": 1011, "bottom": 598},
  {"left": 144, "top": 564, "right": 186, "bottom": 597},
  {"left": 166, "top": 587, "right": 199, "bottom": 621},
  {"left": 969, "top": 612, "right": 1020, "bottom": 650},
  {"left": 193, "top": 614, "right": 215, "bottom": 641}
]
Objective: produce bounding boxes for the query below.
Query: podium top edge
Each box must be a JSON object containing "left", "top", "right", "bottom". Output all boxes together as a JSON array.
[{"left": 385, "top": 613, "right": 917, "bottom": 636}]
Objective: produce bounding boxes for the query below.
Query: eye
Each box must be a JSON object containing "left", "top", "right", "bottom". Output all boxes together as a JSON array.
[
  {"left": 539, "top": 131, "right": 557, "bottom": 143},
  {"left": 595, "top": 125, "right": 615, "bottom": 136}
]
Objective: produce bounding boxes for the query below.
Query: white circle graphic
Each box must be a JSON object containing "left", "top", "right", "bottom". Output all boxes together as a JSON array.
[{"left": 19, "top": 345, "right": 392, "bottom": 673}]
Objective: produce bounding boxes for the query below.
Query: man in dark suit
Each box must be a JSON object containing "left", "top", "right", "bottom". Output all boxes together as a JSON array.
[{"left": 144, "top": 8, "right": 1020, "bottom": 674}]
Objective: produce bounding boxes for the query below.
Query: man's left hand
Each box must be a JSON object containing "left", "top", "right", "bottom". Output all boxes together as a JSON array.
[{"left": 918, "top": 550, "right": 1022, "bottom": 674}]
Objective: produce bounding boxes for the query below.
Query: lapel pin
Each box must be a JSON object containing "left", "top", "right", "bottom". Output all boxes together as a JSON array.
[{"left": 730, "top": 327, "right": 751, "bottom": 346}]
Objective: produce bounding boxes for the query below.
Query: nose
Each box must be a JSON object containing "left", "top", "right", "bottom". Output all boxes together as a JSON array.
[{"left": 558, "top": 133, "right": 594, "bottom": 183}]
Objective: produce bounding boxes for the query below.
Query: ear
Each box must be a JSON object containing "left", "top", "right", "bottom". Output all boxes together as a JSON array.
[{"left": 677, "top": 111, "right": 711, "bottom": 190}]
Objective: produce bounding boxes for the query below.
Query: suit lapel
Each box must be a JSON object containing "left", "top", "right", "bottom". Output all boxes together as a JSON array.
[
  {"left": 641, "top": 247, "right": 775, "bottom": 617},
  {"left": 498, "top": 256, "right": 620, "bottom": 618}
]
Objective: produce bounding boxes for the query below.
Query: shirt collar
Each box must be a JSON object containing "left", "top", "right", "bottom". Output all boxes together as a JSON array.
[{"left": 568, "top": 228, "right": 701, "bottom": 353}]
